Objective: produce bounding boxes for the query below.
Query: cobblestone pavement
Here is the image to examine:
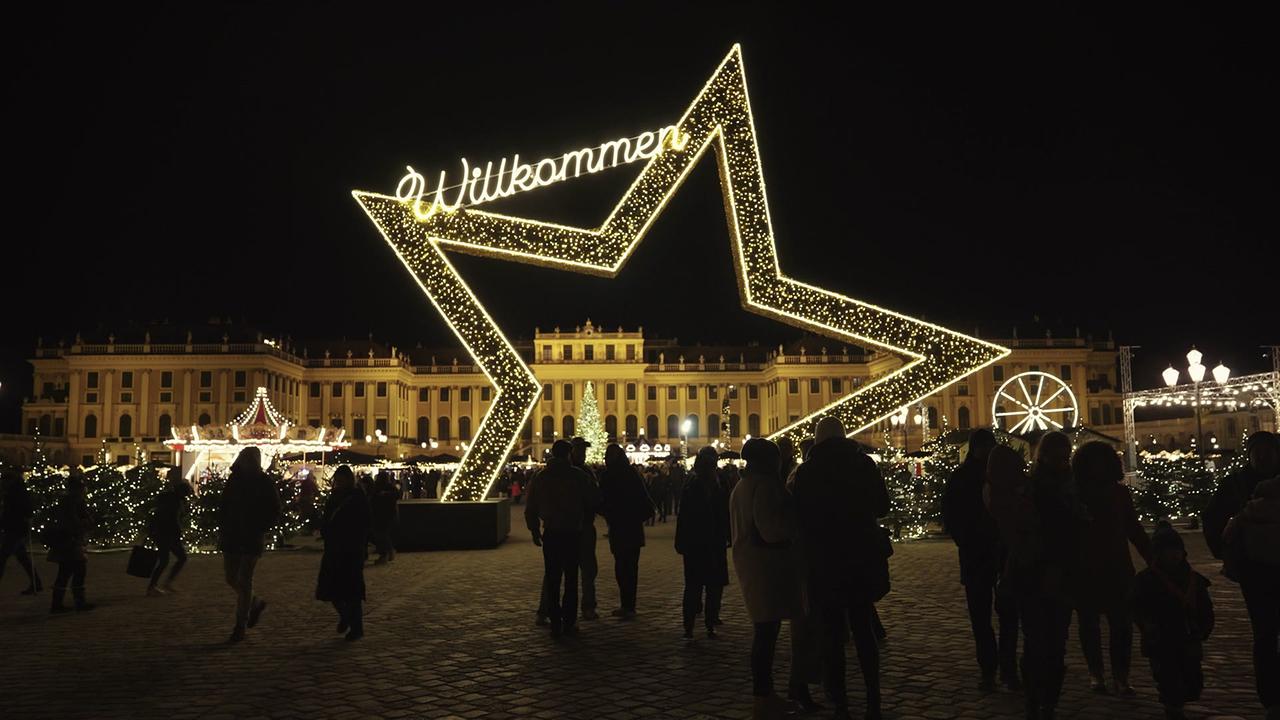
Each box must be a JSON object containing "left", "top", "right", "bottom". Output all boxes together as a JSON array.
[{"left": 0, "top": 510, "right": 1263, "bottom": 720}]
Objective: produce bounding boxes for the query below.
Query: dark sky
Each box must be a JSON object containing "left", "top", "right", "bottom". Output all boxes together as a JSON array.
[{"left": 3, "top": 3, "right": 1276, "bottom": 430}]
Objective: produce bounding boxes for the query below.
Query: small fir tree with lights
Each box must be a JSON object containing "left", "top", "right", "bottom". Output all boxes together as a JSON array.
[{"left": 578, "top": 381, "right": 607, "bottom": 464}]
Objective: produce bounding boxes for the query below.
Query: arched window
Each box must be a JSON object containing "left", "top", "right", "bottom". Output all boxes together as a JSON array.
[
  {"left": 605, "top": 415, "right": 618, "bottom": 442},
  {"left": 541, "top": 416, "right": 555, "bottom": 440},
  {"left": 646, "top": 414, "right": 659, "bottom": 439},
  {"left": 995, "top": 405, "right": 1006, "bottom": 431},
  {"left": 562, "top": 415, "right": 575, "bottom": 438},
  {"left": 667, "top": 414, "right": 679, "bottom": 439},
  {"left": 198, "top": 412, "right": 211, "bottom": 426},
  {"left": 522, "top": 421, "right": 533, "bottom": 441},
  {"left": 84, "top": 414, "right": 98, "bottom": 439},
  {"left": 684, "top": 414, "right": 699, "bottom": 438},
  {"left": 118, "top": 413, "right": 133, "bottom": 438},
  {"left": 53, "top": 417, "right": 65, "bottom": 437},
  {"left": 729, "top": 413, "right": 740, "bottom": 437},
  {"left": 438, "top": 416, "right": 451, "bottom": 440},
  {"left": 927, "top": 406, "right": 938, "bottom": 430},
  {"left": 1102, "top": 405, "right": 1113, "bottom": 425},
  {"left": 39, "top": 414, "right": 52, "bottom": 436},
  {"left": 417, "top": 416, "right": 429, "bottom": 443},
  {"left": 748, "top": 413, "right": 761, "bottom": 437},
  {"left": 158, "top": 414, "right": 173, "bottom": 437},
  {"left": 625, "top": 414, "right": 638, "bottom": 439},
  {"left": 957, "top": 406, "right": 970, "bottom": 430},
  {"left": 459, "top": 416, "right": 471, "bottom": 440},
  {"left": 707, "top": 413, "right": 720, "bottom": 439}
]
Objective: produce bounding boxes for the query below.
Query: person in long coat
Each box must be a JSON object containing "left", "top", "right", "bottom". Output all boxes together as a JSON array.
[
  {"left": 1072, "top": 441, "right": 1152, "bottom": 695},
  {"left": 370, "top": 470, "right": 400, "bottom": 564},
  {"left": 146, "top": 469, "right": 193, "bottom": 595},
  {"left": 675, "top": 445, "right": 731, "bottom": 639},
  {"left": 47, "top": 472, "right": 95, "bottom": 613},
  {"left": 317, "top": 465, "right": 371, "bottom": 640},
  {"left": 219, "top": 446, "right": 283, "bottom": 642},
  {"left": 731, "top": 437, "right": 804, "bottom": 720},
  {"left": 598, "top": 443, "right": 655, "bottom": 618},
  {"left": 792, "top": 416, "right": 889, "bottom": 720}
]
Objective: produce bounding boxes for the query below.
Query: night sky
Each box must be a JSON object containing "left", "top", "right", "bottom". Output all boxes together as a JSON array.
[{"left": 3, "top": 3, "right": 1275, "bottom": 430}]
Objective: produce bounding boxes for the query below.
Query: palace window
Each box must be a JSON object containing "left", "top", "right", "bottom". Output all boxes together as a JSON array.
[
  {"left": 333, "top": 382, "right": 343, "bottom": 397},
  {"left": 667, "top": 386, "right": 676, "bottom": 400},
  {"left": 419, "top": 387, "right": 430, "bottom": 402},
  {"left": 606, "top": 383, "right": 616, "bottom": 401},
  {"left": 562, "top": 415, "right": 575, "bottom": 438},
  {"left": 200, "top": 371, "right": 212, "bottom": 388},
  {"left": 310, "top": 382, "right": 321, "bottom": 398},
  {"left": 355, "top": 383, "right": 365, "bottom": 398},
  {"left": 957, "top": 406, "right": 971, "bottom": 430},
  {"left": 160, "top": 371, "right": 172, "bottom": 389},
  {"left": 1060, "top": 364, "right": 1072, "bottom": 381},
  {"left": 198, "top": 391, "right": 212, "bottom": 403},
  {"left": 440, "top": 387, "right": 450, "bottom": 401},
  {"left": 86, "top": 372, "right": 99, "bottom": 389},
  {"left": 748, "top": 413, "right": 761, "bottom": 437},
  {"left": 481, "top": 387, "right": 491, "bottom": 401},
  {"left": 667, "top": 414, "right": 679, "bottom": 438},
  {"left": 121, "top": 371, "right": 133, "bottom": 389},
  {"left": 647, "top": 386, "right": 657, "bottom": 401},
  {"left": 377, "top": 382, "right": 388, "bottom": 397},
  {"left": 626, "top": 345, "right": 636, "bottom": 360},
  {"left": 606, "top": 345, "right": 615, "bottom": 361},
  {"left": 542, "top": 345, "right": 552, "bottom": 361},
  {"left": 309, "top": 418, "right": 321, "bottom": 428},
  {"left": 438, "top": 417, "right": 450, "bottom": 439},
  {"left": 748, "top": 385, "right": 759, "bottom": 400},
  {"left": 625, "top": 414, "right": 638, "bottom": 438},
  {"left": 198, "top": 412, "right": 211, "bottom": 426},
  {"left": 83, "top": 414, "right": 97, "bottom": 438},
  {"left": 708, "top": 386, "right": 718, "bottom": 400},
  {"left": 158, "top": 414, "right": 172, "bottom": 437},
  {"left": 460, "top": 387, "right": 470, "bottom": 402},
  {"left": 458, "top": 417, "right": 470, "bottom": 440},
  {"left": 605, "top": 415, "right": 618, "bottom": 441},
  {"left": 687, "top": 385, "right": 698, "bottom": 400},
  {"left": 234, "top": 371, "right": 246, "bottom": 387},
  {"left": 584, "top": 345, "right": 594, "bottom": 361},
  {"left": 788, "top": 379, "right": 799, "bottom": 394},
  {"left": 831, "top": 379, "right": 842, "bottom": 394},
  {"left": 809, "top": 379, "right": 819, "bottom": 394},
  {"left": 541, "top": 416, "right": 554, "bottom": 439},
  {"left": 563, "top": 345, "right": 573, "bottom": 360},
  {"left": 354, "top": 418, "right": 366, "bottom": 438},
  {"left": 563, "top": 384, "right": 574, "bottom": 401},
  {"left": 646, "top": 414, "right": 659, "bottom": 438},
  {"left": 543, "top": 383, "right": 552, "bottom": 401},
  {"left": 417, "top": 417, "right": 429, "bottom": 442},
  {"left": 992, "top": 365, "right": 1004, "bottom": 383},
  {"left": 626, "top": 383, "right": 636, "bottom": 401}
]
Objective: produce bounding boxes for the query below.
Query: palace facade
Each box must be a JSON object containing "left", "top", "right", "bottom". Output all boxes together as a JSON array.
[{"left": 8, "top": 320, "right": 1272, "bottom": 468}]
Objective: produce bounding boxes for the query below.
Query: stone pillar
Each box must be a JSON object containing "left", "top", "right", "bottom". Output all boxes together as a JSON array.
[
  {"left": 343, "top": 381, "right": 354, "bottom": 432},
  {"left": 68, "top": 370, "right": 81, "bottom": 443},
  {"left": 102, "top": 370, "right": 115, "bottom": 436},
  {"left": 181, "top": 370, "right": 192, "bottom": 426},
  {"left": 218, "top": 370, "right": 229, "bottom": 424},
  {"left": 139, "top": 370, "right": 151, "bottom": 434}
]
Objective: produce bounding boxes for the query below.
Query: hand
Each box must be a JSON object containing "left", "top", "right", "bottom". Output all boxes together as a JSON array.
[{"left": 531, "top": 533, "right": 542, "bottom": 547}]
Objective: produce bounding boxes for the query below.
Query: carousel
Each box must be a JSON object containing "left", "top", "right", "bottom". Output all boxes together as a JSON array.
[{"left": 164, "top": 387, "right": 350, "bottom": 483}]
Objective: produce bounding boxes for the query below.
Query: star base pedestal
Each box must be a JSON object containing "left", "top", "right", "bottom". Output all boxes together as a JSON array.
[{"left": 392, "top": 498, "right": 511, "bottom": 550}]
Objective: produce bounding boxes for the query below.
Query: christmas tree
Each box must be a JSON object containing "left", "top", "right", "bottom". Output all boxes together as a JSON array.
[{"left": 578, "top": 381, "right": 607, "bottom": 464}]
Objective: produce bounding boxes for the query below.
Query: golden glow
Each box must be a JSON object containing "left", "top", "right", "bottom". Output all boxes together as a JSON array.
[{"left": 353, "top": 45, "right": 1008, "bottom": 498}]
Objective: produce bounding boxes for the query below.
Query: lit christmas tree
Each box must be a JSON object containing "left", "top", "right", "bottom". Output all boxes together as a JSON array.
[{"left": 578, "top": 381, "right": 607, "bottom": 464}]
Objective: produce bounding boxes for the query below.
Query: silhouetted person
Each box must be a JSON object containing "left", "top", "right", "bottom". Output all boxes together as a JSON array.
[
  {"left": 1, "top": 468, "right": 42, "bottom": 595},
  {"left": 146, "top": 469, "right": 193, "bottom": 596},
  {"left": 943, "top": 428, "right": 1018, "bottom": 691},
  {"left": 525, "top": 439, "right": 598, "bottom": 637},
  {"left": 316, "top": 465, "right": 371, "bottom": 641},
  {"left": 570, "top": 437, "right": 601, "bottom": 620},
  {"left": 371, "top": 470, "right": 400, "bottom": 564},
  {"left": 47, "top": 472, "right": 94, "bottom": 613},
  {"left": 670, "top": 463, "right": 684, "bottom": 516},
  {"left": 676, "top": 446, "right": 731, "bottom": 639},
  {"left": 1073, "top": 441, "right": 1152, "bottom": 695},
  {"left": 731, "top": 437, "right": 804, "bottom": 719},
  {"left": 599, "top": 443, "right": 655, "bottom": 618},
  {"left": 219, "top": 447, "right": 283, "bottom": 642},
  {"left": 792, "top": 416, "right": 890, "bottom": 720},
  {"left": 1133, "top": 521, "right": 1214, "bottom": 720},
  {"left": 1203, "top": 430, "right": 1280, "bottom": 717},
  {"left": 777, "top": 436, "right": 798, "bottom": 485}
]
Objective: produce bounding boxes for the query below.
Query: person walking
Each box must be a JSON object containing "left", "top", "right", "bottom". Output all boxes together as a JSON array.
[
  {"left": 0, "top": 468, "right": 42, "bottom": 595},
  {"left": 316, "top": 465, "right": 371, "bottom": 641},
  {"left": 731, "top": 437, "right": 805, "bottom": 720},
  {"left": 1203, "top": 430, "right": 1280, "bottom": 718},
  {"left": 219, "top": 447, "right": 283, "bottom": 642},
  {"left": 1073, "top": 441, "right": 1152, "bottom": 695},
  {"left": 676, "top": 446, "right": 732, "bottom": 639},
  {"left": 526, "top": 439, "right": 599, "bottom": 637},
  {"left": 598, "top": 443, "right": 655, "bottom": 619},
  {"left": 1133, "top": 521, "right": 1214, "bottom": 720},
  {"left": 570, "top": 437, "right": 601, "bottom": 620},
  {"left": 670, "top": 462, "right": 684, "bottom": 516},
  {"left": 943, "top": 428, "right": 1019, "bottom": 692},
  {"left": 792, "top": 416, "right": 890, "bottom": 720},
  {"left": 371, "top": 470, "right": 400, "bottom": 564},
  {"left": 46, "top": 472, "right": 94, "bottom": 613},
  {"left": 146, "top": 468, "right": 193, "bottom": 596}
]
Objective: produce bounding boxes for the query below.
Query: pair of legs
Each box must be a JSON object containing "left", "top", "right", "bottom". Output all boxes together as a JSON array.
[
  {"left": 612, "top": 546, "right": 640, "bottom": 612},
  {"left": 681, "top": 559, "right": 724, "bottom": 633},
  {"left": 541, "top": 529, "right": 581, "bottom": 630},
  {"left": 51, "top": 557, "right": 88, "bottom": 610},
  {"left": 752, "top": 620, "right": 783, "bottom": 696},
  {"left": 373, "top": 529, "right": 395, "bottom": 562},
  {"left": 1149, "top": 643, "right": 1204, "bottom": 713},
  {"left": 1078, "top": 600, "right": 1133, "bottom": 686},
  {"left": 1241, "top": 575, "right": 1280, "bottom": 712},
  {"left": 148, "top": 539, "right": 188, "bottom": 589},
  {"left": 223, "top": 553, "right": 263, "bottom": 630},
  {"left": 820, "top": 601, "right": 881, "bottom": 716},
  {"left": 1019, "top": 592, "right": 1072, "bottom": 715},
  {"left": 788, "top": 611, "right": 824, "bottom": 702},
  {"left": 963, "top": 574, "right": 1019, "bottom": 684},
  {"left": 0, "top": 531, "right": 41, "bottom": 592}
]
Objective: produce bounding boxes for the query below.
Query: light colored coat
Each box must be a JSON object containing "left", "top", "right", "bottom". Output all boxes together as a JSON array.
[{"left": 731, "top": 466, "right": 805, "bottom": 622}]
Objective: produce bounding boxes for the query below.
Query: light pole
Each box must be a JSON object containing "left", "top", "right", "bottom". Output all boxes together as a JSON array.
[
  {"left": 889, "top": 407, "right": 923, "bottom": 453},
  {"left": 681, "top": 417, "right": 692, "bottom": 458},
  {"left": 1163, "top": 347, "right": 1230, "bottom": 455}
]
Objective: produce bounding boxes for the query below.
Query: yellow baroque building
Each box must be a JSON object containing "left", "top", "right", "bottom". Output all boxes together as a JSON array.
[{"left": 8, "top": 320, "right": 1269, "bottom": 468}]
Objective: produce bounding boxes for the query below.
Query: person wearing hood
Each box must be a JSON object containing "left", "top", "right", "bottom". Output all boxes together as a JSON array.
[
  {"left": 219, "top": 447, "right": 283, "bottom": 642},
  {"left": 598, "top": 443, "right": 656, "bottom": 619},
  {"left": 525, "top": 439, "right": 599, "bottom": 637},
  {"left": 47, "top": 472, "right": 95, "bottom": 613},
  {"left": 316, "top": 465, "right": 371, "bottom": 641},
  {"left": 1132, "top": 521, "right": 1214, "bottom": 720},
  {"left": 146, "top": 468, "right": 193, "bottom": 596},
  {"left": 676, "top": 445, "right": 732, "bottom": 640},
  {"left": 1219, "top": 430, "right": 1280, "bottom": 718},
  {"left": 792, "top": 416, "right": 890, "bottom": 720}
]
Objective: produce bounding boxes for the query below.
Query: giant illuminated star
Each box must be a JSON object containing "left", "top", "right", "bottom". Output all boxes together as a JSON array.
[{"left": 354, "top": 45, "right": 1009, "bottom": 501}]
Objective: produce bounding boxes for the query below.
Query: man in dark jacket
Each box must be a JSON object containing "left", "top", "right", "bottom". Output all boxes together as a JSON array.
[
  {"left": 526, "top": 440, "right": 599, "bottom": 636},
  {"left": 147, "top": 469, "right": 193, "bottom": 595},
  {"left": 371, "top": 471, "right": 400, "bottom": 564},
  {"left": 792, "top": 416, "right": 890, "bottom": 720},
  {"left": 219, "top": 447, "right": 283, "bottom": 642},
  {"left": 571, "top": 437, "right": 601, "bottom": 620},
  {"left": 942, "top": 429, "right": 1018, "bottom": 691},
  {"left": 0, "top": 469, "right": 42, "bottom": 595},
  {"left": 1204, "top": 430, "right": 1280, "bottom": 715}
]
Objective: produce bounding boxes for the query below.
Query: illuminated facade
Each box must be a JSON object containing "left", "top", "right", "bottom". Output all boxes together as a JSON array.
[{"left": 15, "top": 322, "right": 1267, "bottom": 469}]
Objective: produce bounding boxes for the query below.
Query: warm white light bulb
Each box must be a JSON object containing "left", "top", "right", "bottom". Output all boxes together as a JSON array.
[
  {"left": 1162, "top": 366, "right": 1180, "bottom": 388},
  {"left": 1212, "top": 363, "right": 1230, "bottom": 384}
]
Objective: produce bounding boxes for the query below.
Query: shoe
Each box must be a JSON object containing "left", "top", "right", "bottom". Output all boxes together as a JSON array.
[
  {"left": 20, "top": 587, "right": 39, "bottom": 596},
  {"left": 74, "top": 603, "right": 95, "bottom": 612},
  {"left": 581, "top": 609, "right": 599, "bottom": 620},
  {"left": 230, "top": 625, "right": 246, "bottom": 642},
  {"left": 706, "top": 628, "right": 717, "bottom": 639},
  {"left": 1113, "top": 679, "right": 1136, "bottom": 696},
  {"left": 683, "top": 629, "right": 694, "bottom": 640},
  {"left": 715, "top": 618, "right": 725, "bottom": 626},
  {"left": 562, "top": 623, "right": 577, "bottom": 635},
  {"left": 160, "top": 583, "right": 178, "bottom": 593},
  {"left": 345, "top": 628, "right": 364, "bottom": 641},
  {"left": 146, "top": 586, "right": 166, "bottom": 597},
  {"left": 1089, "top": 674, "right": 1108, "bottom": 693},
  {"left": 50, "top": 605, "right": 72, "bottom": 614},
  {"left": 1001, "top": 670, "right": 1023, "bottom": 692},
  {"left": 610, "top": 608, "right": 627, "bottom": 617},
  {"left": 535, "top": 614, "right": 550, "bottom": 627},
  {"left": 337, "top": 619, "right": 349, "bottom": 634},
  {"left": 785, "top": 688, "right": 824, "bottom": 714},
  {"left": 979, "top": 674, "right": 997, "bottom": 693},
  {"left": 247, "top": 599, "right": 267, "bottom": 628}
]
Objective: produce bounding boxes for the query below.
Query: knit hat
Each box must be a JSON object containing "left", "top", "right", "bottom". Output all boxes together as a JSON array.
[
  {"left": 1151, "top": 520, "right": 1184, "bottom": 553},
  {"left": 815, "top": 416, "right": 846, "bottom": 445}
]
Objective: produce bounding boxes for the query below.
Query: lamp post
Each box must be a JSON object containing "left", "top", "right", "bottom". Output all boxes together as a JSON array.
[
  {"left": 889, "top": 407, "right": 923, "bottom": 453},
  {"left": 680, "top": 417, "right": 692, "bottom": 458},
  {"left": 1163, "top": 347, "right": 1230, "bottom": 455}
]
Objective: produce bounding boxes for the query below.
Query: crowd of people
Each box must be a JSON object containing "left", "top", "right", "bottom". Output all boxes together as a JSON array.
[{"left": 1, "top": 425, "right": 1278, "bottom": 719}]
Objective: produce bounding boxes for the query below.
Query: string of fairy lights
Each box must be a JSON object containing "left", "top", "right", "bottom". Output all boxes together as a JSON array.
[{"left": 353, "top": 44, "right": 1007, "bottom": 499}]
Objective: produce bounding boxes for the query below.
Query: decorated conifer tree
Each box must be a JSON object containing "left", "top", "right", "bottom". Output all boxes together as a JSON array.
[{"left": 578, "top": 381, "right": 608, "bottom": 464}]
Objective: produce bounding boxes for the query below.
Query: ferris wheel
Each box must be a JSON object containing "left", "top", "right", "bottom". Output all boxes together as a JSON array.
[{"left": 991, "top": 371, "right": 1079, "bottom": 434}]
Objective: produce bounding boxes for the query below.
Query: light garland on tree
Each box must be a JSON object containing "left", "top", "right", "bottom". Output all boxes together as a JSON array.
[
  {"left": 577, "top": 381, "right": 608, "bottom": 464},
  {"left": 353, "top": 44, "right": 1007, "bottom": 500}
]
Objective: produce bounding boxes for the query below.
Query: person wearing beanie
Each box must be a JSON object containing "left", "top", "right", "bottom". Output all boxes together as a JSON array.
[
  {"left": 1132, "top": 521, "right": 1214, "bottom": 720},
  {"left": 792, "top": 415, "right": 889, "bottom": 720}
]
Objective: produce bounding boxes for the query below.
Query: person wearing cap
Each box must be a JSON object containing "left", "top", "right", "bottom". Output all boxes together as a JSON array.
[
  {"left": 792, "top": 416, "right": 889, "bottom": 720},
  {"left": 525, "top": 439, "right": 599, "bottom": 637},
  {"left": 47, "top": 471, "right": 96, "bottom": 613},
  {"left": 1132, "top": 521, "right": 1214, "bottom": 720}
]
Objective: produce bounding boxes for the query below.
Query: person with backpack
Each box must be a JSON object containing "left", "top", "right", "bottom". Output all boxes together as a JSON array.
[
  {"left": 219, "top": 447, "right": 283, "bottom": 642},
  {"left": 47, "top": 472, "right": 95, "bottom": 613},
  {"left": 146, "top": 468, "right": 193, "bottom": 596},
  {"left": 0, "top": 468, "right": 42, "bottom": 595}
]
